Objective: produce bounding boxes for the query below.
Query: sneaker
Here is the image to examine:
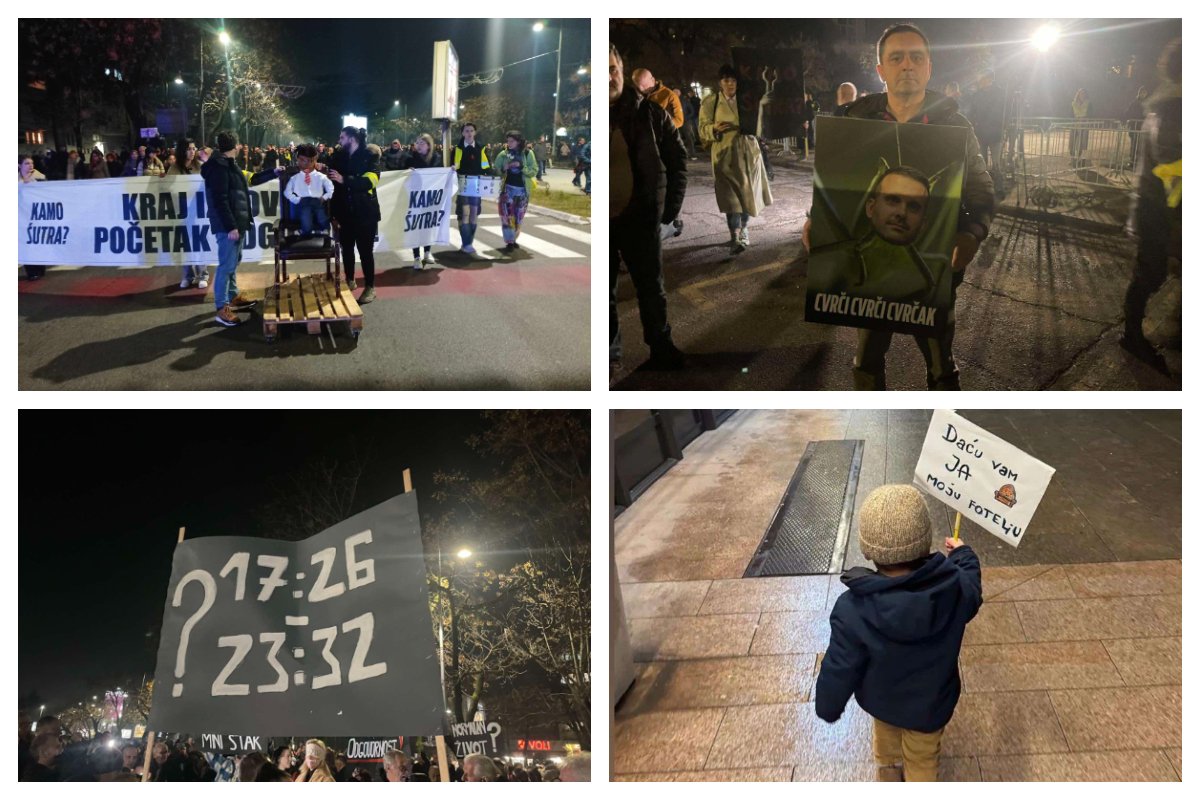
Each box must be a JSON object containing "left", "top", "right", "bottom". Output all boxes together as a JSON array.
[
  {"left": 347, "top": 279, "right": 357, "bottom": 291},
  {"left": 423, "top": 253, "right": 436, "bottom": 265},
  {"left": 739, "top": 229, "right": 750, "bottom": 247},
  {"left": 358, "top": 286, "right": 376, "bottom": 304},
  {"left": 647, "top": 341, "right": 687, "bottom": 370},
  {"left": 731, "top": 238, "right": 746, "bottom": 255},
  {"left": 214, "top": 305, "right": 244, "bottom": 327},
  {"left": 412, "top": 259, "right": 423, "bottom": 271},
  {"left": 198, "top": 279, "right": 208, "bottom": 290},
  {"left": 229, "top": 294, "right": 258, "bottom": 311},
  {"left": 461, "top": 244, "right": 477, "bottom": 255},
  {"left": 179, "top": 277, "right": 190, "bottom": 289},
  {"left": 504, "top": 242, "right": 517, "bottom": 252},
  {"left": 512, "top": 241, "right": 521, "bottom": 249}
]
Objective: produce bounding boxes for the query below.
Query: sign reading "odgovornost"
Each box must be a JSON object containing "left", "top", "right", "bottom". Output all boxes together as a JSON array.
[
  {"left": 148, "top": 492, "right": 444, "bottom": 735},
  {"left": 913, "top": 410, "right": 1056, "bottom": 547}
]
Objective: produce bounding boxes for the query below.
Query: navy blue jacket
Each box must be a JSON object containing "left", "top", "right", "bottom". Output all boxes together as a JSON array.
[{"left": 815, "top": 546, "right": 982, "bottom": 732}]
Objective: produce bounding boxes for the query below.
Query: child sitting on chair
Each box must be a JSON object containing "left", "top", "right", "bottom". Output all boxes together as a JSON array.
[{"left": 284, "top": 143, "right": 334, "bottom": 236}]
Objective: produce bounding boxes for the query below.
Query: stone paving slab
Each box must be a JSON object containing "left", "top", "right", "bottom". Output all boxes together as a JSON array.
[
  {"left": 630, "top": 614, "right": 758, "bottom": 661},
  {"left": 749, "top": 610, "right": 831, "bottom": 655},
  {"left": 617, "top": 654, "right": 817, "bottom": 714},
  {"left": 1101, "top": 637, "right": 1182, "bottom": 686},
  {"left": 1048, "top": 686, "right": 1182, "bottom": 751},
  {"left": 704, "top": 701, "right": 873, "bottom": 770},
  {"left": 1062, "top": 560, "right": 1182, "bottom": 597},
  {"left": 1015, "top": 594, "right": 1181, "bottom": 641},
  {"left": 976, "top": 750, "right": 1179, "bottom": 781},
  {"left": 698, "top": 575, "right": 830, "bottom": 615},
  {"left": 960, "top": 641, "right": 1125, "bottom": 693},
  {"left": 941, "top": 692, "right": 1071, "bottom": 756},
  {"left": 615, "top": 768, "right": 794, "bottom": 782},
  {"left": 621, "top": 580, "right": 712, "bottom": 618},
  {"left": 612, "top": 708, "right": 726, "bottom": 774}
]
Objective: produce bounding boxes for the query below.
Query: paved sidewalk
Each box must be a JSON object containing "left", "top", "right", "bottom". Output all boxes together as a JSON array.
[{"left": 613, "top": 410, "right": 1181, "bottom": 781}]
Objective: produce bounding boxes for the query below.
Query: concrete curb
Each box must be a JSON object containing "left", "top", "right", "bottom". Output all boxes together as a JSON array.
[{"left": 528, "top": 204, "right": 590, "bottom": 225}]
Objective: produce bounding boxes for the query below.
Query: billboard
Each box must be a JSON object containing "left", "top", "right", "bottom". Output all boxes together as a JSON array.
[{"left": 432, "top": 40, "right": 459, "bottom": 122}]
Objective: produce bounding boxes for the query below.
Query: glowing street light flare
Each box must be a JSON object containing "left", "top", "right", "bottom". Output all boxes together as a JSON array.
[
  {"left": 218, "top": 30, "right": 231, "bottom": 47},
  {"left": 577, "top": 66, "right": 588, "bottom": 75},
  {"left": 533, "top": 22, "right": 545, "bottom": 32},
  {"left": 456, "top": 548, "right": 472, "bottom": 559},
  {"left": 1032, "top": 24, "right": 1060, "bottom": 52},
  {"left": 174, "top": 76, "right": 183, "bottom": 85}
]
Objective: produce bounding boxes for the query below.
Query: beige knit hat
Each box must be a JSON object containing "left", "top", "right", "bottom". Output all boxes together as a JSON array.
[{"left": 858, "top": 484, "right": 932, "bottom": 565}]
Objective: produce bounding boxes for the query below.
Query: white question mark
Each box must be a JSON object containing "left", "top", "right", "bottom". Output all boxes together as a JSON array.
[
  {"left": 171, "top": 569, "right": 216, "bottom": 698},
  {"left": 487, "top": 722, "right": 501, "bottom": 752}
]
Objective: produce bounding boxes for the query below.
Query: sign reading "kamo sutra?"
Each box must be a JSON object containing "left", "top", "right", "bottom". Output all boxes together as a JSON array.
[
  {"left": 148, "top": 492, "right": 444, "bottom": 735},
  {"left": 913, "top": 410, "right": 1056, "bottom": 547}
]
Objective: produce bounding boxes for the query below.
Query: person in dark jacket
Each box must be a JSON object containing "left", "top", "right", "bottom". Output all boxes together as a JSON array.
[
  {"left": 609, "top": 43, "right": 688, "bottom": 380},
  {"left": 815, "top": 484, "right": 982, "bottom": 782},
  {"left": 201, "top": 129, "right": 280, "bottom": 327},
  {"left": 1121, "top": 39, "right": 1180, "bottom": 373},
  {"left": 383, "top": 139, "right": 409, "bottom": 171},
  {"left": 833, "top": 82, "right": 858, "bottom": 117},
  {"left": 407, "top": 133, "right": 440, "bottom": 270},
  {"left": 328, "top": 126, "right": 383, "bottom": 304},
  {"left": 803, "top": 23, "right": 994, "bottom": 390},
  {"left": 969, "top": 71, "right": 1005, "bottom": 176},
  {"left": 1124, "top": 86, "right": 1149, "bottom": 169}
]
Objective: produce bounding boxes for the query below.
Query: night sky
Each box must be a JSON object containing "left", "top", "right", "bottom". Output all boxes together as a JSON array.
[
  {"left": 215, "top": 18, "right": 591, "bottom": 140},
  {"left": 18, "top": 411, "right": 574, "bottom": 710}
]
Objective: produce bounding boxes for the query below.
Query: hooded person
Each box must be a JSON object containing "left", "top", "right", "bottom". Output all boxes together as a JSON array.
[
  {"left": 294, "top": 739, "right": 335, "bottom": 782},
  {"left": 814, "top": 484, "right": 982, "bottom": 781}
]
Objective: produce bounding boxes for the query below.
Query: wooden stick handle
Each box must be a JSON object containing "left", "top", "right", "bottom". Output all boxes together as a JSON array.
[
  {"left": 403, "top": 468, "right": 413, "bottom": 493},
  {"left": 953, "top": 512, "right": 962, "bottom": 542}
]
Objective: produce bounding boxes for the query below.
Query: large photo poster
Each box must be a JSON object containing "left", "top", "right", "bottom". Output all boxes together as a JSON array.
[
  {"left": 805, "top": 116, "right": 968, "bottom": 335},
  {"left": 730, "top": 47, "right": 805, "bottom": 140}
]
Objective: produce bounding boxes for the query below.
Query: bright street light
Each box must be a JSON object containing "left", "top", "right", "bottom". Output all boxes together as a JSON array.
[
  {"left": 532, "top": 22, "right": 545, "bottom": 32},
  {"left": 218, "top": 30, "right": 231, "bottom": 47},
  {"left": 174, "top": 75, "right": 183, "bottom": 85},
  {"left": 456, "top": 548, "right": 472, "bottom": 559},
  {"left": 1032, "top": 24, "right": 1060, "bottom": 52},
  {"left": 577, "top": 66, "right": 587, "bottom": 75}
]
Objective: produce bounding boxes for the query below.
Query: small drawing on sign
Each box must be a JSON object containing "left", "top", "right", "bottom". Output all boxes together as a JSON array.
[{"left": 995, "top": 484, "right": 1016, "bottom": 508}]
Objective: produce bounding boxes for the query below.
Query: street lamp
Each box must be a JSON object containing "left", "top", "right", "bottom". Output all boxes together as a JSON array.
[
  {"left": 533, "top": 21, "right": 564, "bottom": 162},
  {"left": 456, "top": 548, "right": 472, "bottom": 559},
  {"left": 1031, "top": 24, "right": 1060, "bottom": 53},
  {"left": 174, "top": 75, "right": 183, "bottom": 85},
  {"left": 218, "top": 30, "right": 231, "bottom": 47}
]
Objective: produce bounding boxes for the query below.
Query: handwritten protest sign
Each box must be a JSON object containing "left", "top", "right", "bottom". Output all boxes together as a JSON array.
[
  {"left": 446, "top": 720, "right": 502, "bottom": 758},
  {"left": 148, "top": 491, "right": 444, "bottom": 735},
  {"left": 913, "top": 410, "right": 1056, "bottom": 547}
]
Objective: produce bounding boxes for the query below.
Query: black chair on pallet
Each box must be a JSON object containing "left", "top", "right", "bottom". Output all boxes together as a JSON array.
[{"left": 273, "top": 166, "right": 341, "bottom": 289}]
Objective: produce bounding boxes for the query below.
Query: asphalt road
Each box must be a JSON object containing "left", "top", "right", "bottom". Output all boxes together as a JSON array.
[
  {"left": 611, "top": 157, "right": 1181, "bottom": 391},
  {"left": 18, "top": 211, "right": 590, "bottom": 390}
]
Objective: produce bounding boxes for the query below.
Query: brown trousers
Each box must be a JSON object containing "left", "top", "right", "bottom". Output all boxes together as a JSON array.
[{"left": 872, "top": 717, "right": 944, "bottom": 782}]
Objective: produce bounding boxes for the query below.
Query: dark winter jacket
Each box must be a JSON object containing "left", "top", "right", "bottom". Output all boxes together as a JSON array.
[
  {"left": 845, "top": 90, "right": 995, "bottom": 239},
  {"left": 609, "top": 84, "right": 687, "bottom": 225},
  {"left": 383, "top": 145, "right": 408, "bottom": 171},
  {"left": 200, "top": 153, "right": 278, "bottom": 234},
  {"left": 1131, "top": 87, "right": 1181, "bottom": 244},
  {"left": 815, "top": 546, "right": 983, "bottom": 733},
  {"left": 328, "top": 144, "right": 382, "bottom": 224}
]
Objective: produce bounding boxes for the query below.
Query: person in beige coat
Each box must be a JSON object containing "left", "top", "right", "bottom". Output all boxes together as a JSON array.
[
  {"left": 294, "top": 739, "right": 336, "bottom": 782},
  {"left": 699, "top": 64, "right": 772, "bottom": 254}
]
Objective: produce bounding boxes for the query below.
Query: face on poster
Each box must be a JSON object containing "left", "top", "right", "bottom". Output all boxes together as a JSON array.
[{"left": 805, "top": 116, "right": 968, "bottom": 335}]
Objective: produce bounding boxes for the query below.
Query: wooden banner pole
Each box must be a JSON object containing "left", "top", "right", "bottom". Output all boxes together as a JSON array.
[
  {"left": 952, "top": 512, "right": 962, "bottom": 542},
  {"left": 143, "top": 527, "right": 187, "bottom": 782},
  {"left": 403, "top": 469, "right": 450, "bottom": 782}
]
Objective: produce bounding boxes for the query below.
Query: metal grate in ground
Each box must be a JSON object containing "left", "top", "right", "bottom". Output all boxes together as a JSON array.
[{"left": 744, "top": 440, "right": 864, "bottom": 577}]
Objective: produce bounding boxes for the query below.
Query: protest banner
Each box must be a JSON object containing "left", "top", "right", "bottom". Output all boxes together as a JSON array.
[
  {"left": 445, "top": 720, "right": 503, "bottom": 759},
  {"left": 730, "top": 47, "right": 805, "bottom": 140},
  {"left": 913, "top": 410, "right": 1056, "bottom": 547},
  {"left": 805, "top": 117, "right": 968, "bottom": 335},
  {"left": 147, "top": 488, "right": 445, "bottom": 737},
  {"left": 17, "top": 168, "right": 458, "bottom": 267}
]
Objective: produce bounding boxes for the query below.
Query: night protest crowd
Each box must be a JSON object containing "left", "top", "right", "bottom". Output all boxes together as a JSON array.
[
  {"left": 19, "top": 123, "right": 592, "bottom": 325},
  {"left": 610, "top": 23, "right": 1181, "bottom": 384},
  {"left": 19, "top": 714, "right": 591, "bottom": 783}
]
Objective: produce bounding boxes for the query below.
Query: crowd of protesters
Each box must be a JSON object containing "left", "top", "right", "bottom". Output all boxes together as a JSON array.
[{"left": 19, "top": 713, "right": 590, "bottom": 783}]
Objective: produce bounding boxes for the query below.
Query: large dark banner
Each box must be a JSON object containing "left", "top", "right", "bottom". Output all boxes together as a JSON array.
[
  {"left": 731, "top": 47, "right": 805, "bottom": 140},
  {"left": 805, "top": 116, "right": 968, "bottom": 335},
  {"left": 148, "top": 491, "right": 444, "bottom": 736}
]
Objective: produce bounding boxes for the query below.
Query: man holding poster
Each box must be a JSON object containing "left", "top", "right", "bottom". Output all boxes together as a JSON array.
[{"left": 803, "top": 23, "right": 994, "bottom": 391}]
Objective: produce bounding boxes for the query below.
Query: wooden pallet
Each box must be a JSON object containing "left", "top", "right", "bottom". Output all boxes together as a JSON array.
[{"left": 261, "top": 274, "right": 363, "bottom": 343}]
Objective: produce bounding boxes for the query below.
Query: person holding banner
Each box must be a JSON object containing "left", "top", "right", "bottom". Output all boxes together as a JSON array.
[
  {"left": 329, "top": 126, "right": 382, "bottom": 305},
  {"left": 814, "top": 484, "right": 981, "bottom": 782},
  {"left": 493, "top": 130, "right": 538, "bottom": 252},
  {"left": 171, "top": 138, "right": 209, "bottom": 291},
  {"left": 802, "top": 23, "right": 994, "bottom": 390},
  {"left": 452, "top": 122, "right": 491, "bottom": 255},
  {"left": 407, "top": 134, "right": 441, "bottom": 269}
]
